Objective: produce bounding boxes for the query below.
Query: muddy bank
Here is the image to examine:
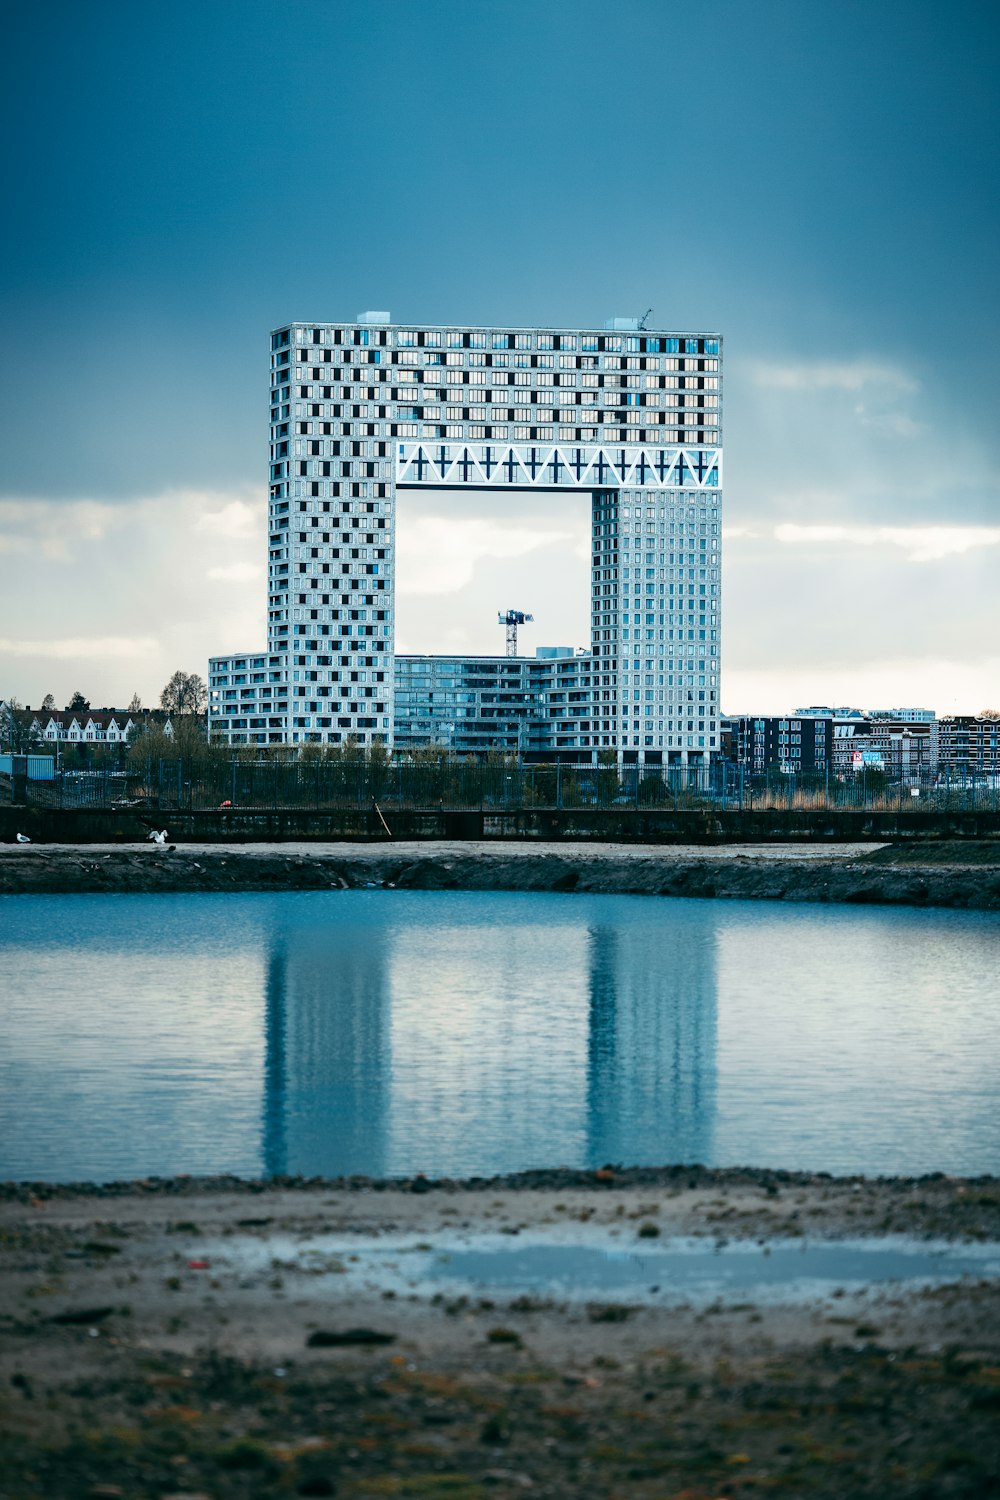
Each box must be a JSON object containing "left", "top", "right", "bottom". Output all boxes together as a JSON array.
[
  {"left": 1, "top": 1173, "right": 998, "bottom": 1498},
  {"left": 2, "top": 838, "right": 1000, "bottom": 908},
  {"left": 4, "top": 1163, "right": 1000, "bottom": 1240}
]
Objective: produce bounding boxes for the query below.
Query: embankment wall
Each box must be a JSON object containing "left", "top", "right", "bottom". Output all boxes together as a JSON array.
[{"left": 3, "top": 804, "right": 1000, "bottom": 846}]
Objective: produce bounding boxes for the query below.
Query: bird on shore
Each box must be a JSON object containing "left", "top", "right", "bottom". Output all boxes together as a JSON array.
[
  {"left": 16, "top": 833, "right": 31, "bottom": 843},
  {"left": 147, "top": 829, "right": 169, "bottom": 845}
]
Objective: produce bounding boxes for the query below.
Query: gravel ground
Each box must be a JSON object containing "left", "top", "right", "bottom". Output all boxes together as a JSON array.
[{"left": 1, "top": 1170, "right": 998, "bottom": 1498}]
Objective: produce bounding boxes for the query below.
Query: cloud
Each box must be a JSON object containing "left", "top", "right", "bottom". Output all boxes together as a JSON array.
[
  {"left": 0, "top": 488, "right": 265, "bottom": 564},
  {"left": 0, "top": 499, "right": 122, "bottom": 560},
  {"left": 206, "top": 561, "right": 262, "bottom": 582},
  {"left": 0, "top": 636, "right": 159, "bottom": 660},
  {"left": 750, "top": 360, "right": 918, "bottom": 395},
  {"left": 194, "top": 499, "right": 262, "bottom": 538},
  {"left": 773, "top": 522, "right": 1000, "bottom": 562},
  {"left": 395, "top": 515, "right": 575, "bottom": 596},
  {"left": 853, "top": 406, "right": 923, "bottom": 438},
  {"left": 0, "top": 485, "right": 267, "bottom": 703}
]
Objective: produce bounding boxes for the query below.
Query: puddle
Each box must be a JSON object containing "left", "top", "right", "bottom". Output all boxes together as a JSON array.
[
  {"left": 195, "top": 1231, "right": 1000, "bottom": 1307},
  {"left": 421, "top": 1239, "right": 1000, "bottom": 1303}
]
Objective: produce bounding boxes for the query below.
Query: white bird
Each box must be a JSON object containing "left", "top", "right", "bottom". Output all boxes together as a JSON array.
[
  {"left": 16, "top": 833, "right": 31, "bottom": 843},
  {"left": 147, "top": 829, "right": 169, "bottom": 845}
]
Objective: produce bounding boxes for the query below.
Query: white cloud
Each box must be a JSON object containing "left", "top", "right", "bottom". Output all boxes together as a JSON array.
[
  {"left": 206, "top": 561, "right": 262, "bottom": 582},
  {"left": 749, "top": 359, "right": 918, "bottom": 395},
  {"left": 194, "top": 497, "right": 262, "bottom": 538},
  {"left": 0, "top": 499, "right": 123, "bottom": 560},
  {"left": 0, "top": 486, "right": 265, "bottom": 704},
  {"left": 0, "top": 636, "right": 159, "bottom": 660},
  {"left": 854, "top": 405, "right": 923, "bottom": 438},
  {"left": 774, "top": 522, "right": 1000, "bottom": 562},
  {"left": 395, "top": 515, "right": 575, "bottom": 596}
]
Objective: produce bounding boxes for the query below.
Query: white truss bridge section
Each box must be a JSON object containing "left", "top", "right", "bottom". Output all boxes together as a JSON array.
[{"left": 396, "top": 441, "right": 721, "bottom": 491}]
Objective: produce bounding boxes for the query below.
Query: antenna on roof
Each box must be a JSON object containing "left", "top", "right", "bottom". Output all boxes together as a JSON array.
[{"left": 638, "top": 308, "right": 653, "bottom": 330}]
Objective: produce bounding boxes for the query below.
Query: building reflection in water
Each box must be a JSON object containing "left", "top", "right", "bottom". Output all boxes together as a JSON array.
[
  {"left": 261, "top": 894, "right": 717, "bottom": 1179},
  {"left": 384, "top": 914, "right": 591, "bottom": 1177},
  {"left": 586, "top": 909, "right": 717, "bottom": 1167},
  {"left": 262, "top": 920, "right": 389, "bottom": 1178}
]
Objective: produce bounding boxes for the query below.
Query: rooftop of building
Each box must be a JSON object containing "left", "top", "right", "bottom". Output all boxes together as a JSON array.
[{"left": 277, "top": 315, "right": 723, "bottom": 339}]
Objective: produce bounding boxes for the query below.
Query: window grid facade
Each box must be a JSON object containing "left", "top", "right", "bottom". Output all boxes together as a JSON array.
[{"left": 208, "top": 316, "right": 722, "bottom": 764}]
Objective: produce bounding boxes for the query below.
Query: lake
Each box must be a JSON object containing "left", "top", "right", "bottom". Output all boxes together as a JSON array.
[{"left": 0, "top": 890, "right": 997, "bottom": 1183}]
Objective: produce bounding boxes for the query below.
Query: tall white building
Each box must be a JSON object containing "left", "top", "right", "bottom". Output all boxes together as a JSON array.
[{"left": 209, "top": 314, "right": 723, "bottom": 767}]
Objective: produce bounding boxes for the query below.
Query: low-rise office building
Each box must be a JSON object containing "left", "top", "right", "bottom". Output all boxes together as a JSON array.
[{"left": 394, "top": 648, "right": 603, "bottom": 763}]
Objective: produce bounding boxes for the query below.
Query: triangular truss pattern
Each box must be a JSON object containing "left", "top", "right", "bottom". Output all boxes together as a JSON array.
[{"left": 396, "top": 441, "right": 722, "bottom": 490}]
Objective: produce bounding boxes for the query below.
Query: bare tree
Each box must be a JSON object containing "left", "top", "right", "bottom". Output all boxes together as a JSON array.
[
  {"left": 127, "top": 692, "right": 143, "bottom": 713},
  {"left": 41, "top": 693, "right": 55, "bottom": 712},
  {"left": 160, "top": 671, "right": 208, "bottom": 715},
  {"left": 2, "top": 698, "right": 34, "bottom": 753}
]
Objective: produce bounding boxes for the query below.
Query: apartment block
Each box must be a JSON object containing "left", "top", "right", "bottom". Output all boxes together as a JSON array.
[
  {"left": 938, "top": 715, "right": 1000, "bottom": 778},
  {"left": 208, "top": 314, "right": 723, "bottom": 766},
  {"left": 724, "top": 714, "right": 834, "bottom": 775}
]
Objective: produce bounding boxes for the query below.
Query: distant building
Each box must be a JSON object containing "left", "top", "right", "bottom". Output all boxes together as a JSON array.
[
  {"left": 857, "top": 713, "right": 938, "bottom": 782},
  {"left": 32, "top": 710, "right": 143, "bottom": 745},
  {"left": 938, "top": 715, "right": 1000, "bottom": 778},
  {"left": 723, "top": 713, "right": 834, "bottom": 775},
  {"left": 394, "top": 649, "right": 601, "bottom": 763},
  {"left": 795, "top": 705, "right": 866, "bottom": 719},
  {"left": 0, "top": 708, "right": 192, "bottom": 751},
  {"left": 868, "top": 707, "right": 937, "bottom": 723},
  {"left": 28, "top": 710, "right": 180, "bottom": 745},
  {"left": 209, "top": 312, "right": 723, "bottom": 766},
  {"left": 724, "top": 707, "right": 939, "bottom": 782}
]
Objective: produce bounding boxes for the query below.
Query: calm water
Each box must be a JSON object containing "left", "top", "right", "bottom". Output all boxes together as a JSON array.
[{"left": 0, "top": 891, "right": 997, "bottom": 1183}]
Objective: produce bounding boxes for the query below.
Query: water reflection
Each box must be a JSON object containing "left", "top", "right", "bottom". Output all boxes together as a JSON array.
[
  {"left": 384, "top": 908, "right": 591, "bottom": 1177},
  {"left": 262, "top": 918, "right": 390, "bottom": 1178},
  {"left": 586, "top": 913, "right": 716, "bottom": 1168},
  {"left": 2, "top": 892, "right": 998, "bottom": 1183},
  {"left": 260, "top": 894, "right": 718, "bottom": 1180}
]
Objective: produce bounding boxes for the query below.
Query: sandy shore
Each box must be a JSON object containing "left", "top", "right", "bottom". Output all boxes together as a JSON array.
[
  {"left": 1, "top": 1170, "right": 998, "bottom": 1497},
  {"left": 2, "top": 837, "right": 1000, "bottom": 908}
]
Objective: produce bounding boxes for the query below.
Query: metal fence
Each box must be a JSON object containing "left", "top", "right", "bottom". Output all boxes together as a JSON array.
[{"left": 10, "top": 758, "right": 1000, "bottom": 814}]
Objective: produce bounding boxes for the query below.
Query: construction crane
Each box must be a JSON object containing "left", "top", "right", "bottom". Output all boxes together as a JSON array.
[
  {"left": 498, "top": 609, "right": 533, "bottom": 657},
  {"left": 638, "top": 307, "right": 653, "bottom": 330}
]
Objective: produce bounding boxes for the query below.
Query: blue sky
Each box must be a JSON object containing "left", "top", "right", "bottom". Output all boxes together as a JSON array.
[{"left": 1, "top": 0, "right": 998, "bottom": 711}]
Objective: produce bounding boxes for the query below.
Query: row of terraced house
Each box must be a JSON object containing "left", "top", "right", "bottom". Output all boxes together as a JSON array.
[{"left": 7, "top": 709, "right": 181, "bottom": 747}]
